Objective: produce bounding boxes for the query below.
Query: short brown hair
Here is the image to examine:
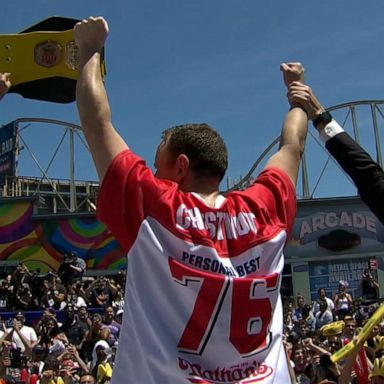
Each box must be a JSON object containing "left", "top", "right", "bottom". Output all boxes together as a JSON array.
[{"left": 162, "top": 123, "right": 228, "bottom": 181}]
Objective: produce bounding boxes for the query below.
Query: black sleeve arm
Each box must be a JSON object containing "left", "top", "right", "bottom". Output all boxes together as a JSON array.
[{"left": 326, "top": 132, "right": 384, "bottom": 224}]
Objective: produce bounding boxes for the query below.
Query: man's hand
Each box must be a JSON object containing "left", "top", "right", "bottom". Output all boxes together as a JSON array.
[
  {"left": 0, "top": 73, "right": 11, "bottom": 100},
  {"left": 12, "top": 318, "right": 20, "bottom": 331},
  {"left": 280, "top": 62, "right": 304, "bottom": 87},
  {"left": 287, "top": 82, "right": 325, "bottom": 121},
  {"left": 74, "top": 17, "right": 109, "bottom": 67}
]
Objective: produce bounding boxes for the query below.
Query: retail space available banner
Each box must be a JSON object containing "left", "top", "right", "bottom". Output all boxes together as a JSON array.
[
  {"left": 0, "top": 121, "right": 17, "bottom": 185},
  {"left": 308, "top": 258, "right": 374, "bottom": 300}
]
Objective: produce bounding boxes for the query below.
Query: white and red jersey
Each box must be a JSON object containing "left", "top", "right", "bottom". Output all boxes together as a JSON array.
[{"left": 97, "top": 150, "right": 296, "bottom": 384}]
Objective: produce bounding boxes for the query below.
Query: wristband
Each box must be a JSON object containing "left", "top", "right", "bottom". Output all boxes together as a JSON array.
[{"left": 313, "top": 111, "right": 333, "bottom": 129}]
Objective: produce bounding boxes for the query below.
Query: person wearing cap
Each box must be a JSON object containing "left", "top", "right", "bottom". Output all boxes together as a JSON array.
[
  {"left": 60, "top": 304, "right": 88, "bottom": 349},
  {"left": 69, "top": 252, "right": 86, "bottom": 281},
  {"left": 5, "top": 311, "right": 38, "bottom": 353},
  {"left": 115, "top": 309, "right": 123, "bottom": 325},
  {"left": 59, "top": 252, "right": 86, "bottom": 286},
  {"left": 90, "top": 340, "right": 113, "bottom": 383},
  {"left": 31, "top": 344, "right": 47, "bottom": 376}
]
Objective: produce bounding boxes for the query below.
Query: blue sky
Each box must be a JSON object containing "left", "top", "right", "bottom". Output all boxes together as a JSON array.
[{"left": 2, "top": 1, "right": 384, "bottom": 198}]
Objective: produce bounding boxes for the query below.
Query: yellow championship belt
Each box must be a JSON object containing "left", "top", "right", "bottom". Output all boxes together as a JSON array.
[{"left": 0, "top": 17, "right": 106, "bottom": 103}]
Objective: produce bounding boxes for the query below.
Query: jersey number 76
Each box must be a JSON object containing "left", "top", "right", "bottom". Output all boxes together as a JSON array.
[{"left": 169, "top": 258, "right": 279, "bottom": 356}]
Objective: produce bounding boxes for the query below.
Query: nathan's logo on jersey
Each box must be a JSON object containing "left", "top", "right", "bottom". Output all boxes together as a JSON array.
[
  {"left": 176, "top": 204, "right": 257, "bottom": 240},
  {"left": 179, "top": 358, "right": 273, "bottom": 383}
]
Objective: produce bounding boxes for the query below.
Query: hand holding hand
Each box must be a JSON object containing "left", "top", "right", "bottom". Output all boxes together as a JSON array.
[
  {"left": 287, "top": 82, "right": 325, "bottom": 120},
  {"left": 280, "top": 62, "right": 304, "bottom": 87}
]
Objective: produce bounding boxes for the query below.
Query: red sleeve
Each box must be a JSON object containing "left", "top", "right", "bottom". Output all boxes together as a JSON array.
[
  {"left": 96, "top": 149, "right": 178, "bottom": 253},
  {"left": 238, "top": 167, "right": 296, "bottom": 238}
]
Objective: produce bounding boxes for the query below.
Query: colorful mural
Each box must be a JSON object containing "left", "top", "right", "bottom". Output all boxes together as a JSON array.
[{"left": 0, "top": 198, "right": 126, "bottom": 272}]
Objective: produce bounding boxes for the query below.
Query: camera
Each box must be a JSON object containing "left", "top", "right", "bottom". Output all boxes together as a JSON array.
[{"left": 9, "top": 348, "right": 27, "bottom": 369}]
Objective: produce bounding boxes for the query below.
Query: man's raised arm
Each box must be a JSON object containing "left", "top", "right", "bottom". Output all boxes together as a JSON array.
[
  {"left": 74, "top": 17, "right": 128, "bottom": 182},
  {"left": 265, "top": 62, "right": 308, "bottom": 187}
]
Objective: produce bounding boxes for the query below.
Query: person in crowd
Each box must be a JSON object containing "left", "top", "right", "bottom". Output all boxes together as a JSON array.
[
  {"left": 80, "top": 374, "right": 96, "bottom": 384},
  {"left": 0, "top": 279, "right": 12, "bottom": 311},
  {"left": 36, "top": 315, "right": 61, "bottom": 352},
  {"left": 81, "top": 312, "right": 109, "bottom": 364},
  {"left": 102, "top": 306, "right": 120, "bottom": 348},
  {"left": 114, "top": 309, "right": 123, "bottom": 326},
  {"left": 301, "top": 304, "right": 316, "bottom": 337},
  {"left": 360, "top": 268, "right": 380, "bottom": 303},
  {"left": 113, "top": 270, "right": 126, "bottom": 289},
  {"left": 73, "top": 15, "right": 308, "bottom": 383},
  {"left": 30, "top": 344, "right": 48, "bottom": 377},
  {"left": 35, "top": 307, "right": 59, "bottom": 333},
  {"left": 59, "top": 251, "right": 87, "bottom": 286},
  {"left": 10, "top": 263, "right": 32, "bottom": 292},
  {"left": 57, "top": 344, "right": 90, "bottom": 379},
  {"left": 292, "top": 294, "right": 313, "bottom": 330},
  {"left": 39, "top": 272, "right": 67, "bottom": 310},
  {"left": 333, "top": 280, "right": 353, "bottom": 320},
  {"left": 365, "top": 324, "right": 382, "bottom": 363},
  {"left": 314, "top": 299, "right": 334, "bottom": 330},
  {"left": 5, "top": 310, "right": 38, "bottom": 353},
  {"left": 312, "top": 288, "right": 335, "bottom": 316},
  {"left": 90, "top": 341, "right": 113, "bottom": 384},
  {"left": 0, "top": 340, "right": 12, "bottom": 379},
  {"left": 85, "top": 278, "right": 116, "bottom": 308},
  {"left": 77, "top": 305, "right": 92, "bottom": 328},
  {"left": 13, "top": 282, "right": 37, "bottom": 310},
  {"left": 60, "top": 303, "right": 89, "bottom": 349},
  {"left": 284, "top": 308, "right": 294, "bottom": 333},
  {"left": 319, "top": 320, "right": 345, "bottom": 352},
  {"left": 40, "top": 355, "right": 62, "bottom": 384},
  {"left": 111, "top": 286, "right": 124, "bottom": 311},
  {"left": 290, "top": 342, "right": 312, "bottom": 383},
  {"left": 71, "top": 281, "right": 89, "bottom": 309},
  {"left": 292, "top": 294, "right": 305, "bottom": 323},
  {"left": 370, "top": 357, "right": 384, "bottom": 384},
  {"left": 341, "top": 315, "right": 358, "bottom": 344},
  {"left": 305, "top": 338, "right": 342, "bottom": 383}
]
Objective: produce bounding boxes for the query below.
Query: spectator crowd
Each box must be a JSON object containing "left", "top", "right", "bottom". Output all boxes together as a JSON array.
[
  {"left": 283, "top": 270, "right": 384, "bottom": 383},
  {"left": 0, "top": 257, "right": 126, "bottom": 384},
  {"left": 1, "top": 258, "right": 384, "bottom": 383}
]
